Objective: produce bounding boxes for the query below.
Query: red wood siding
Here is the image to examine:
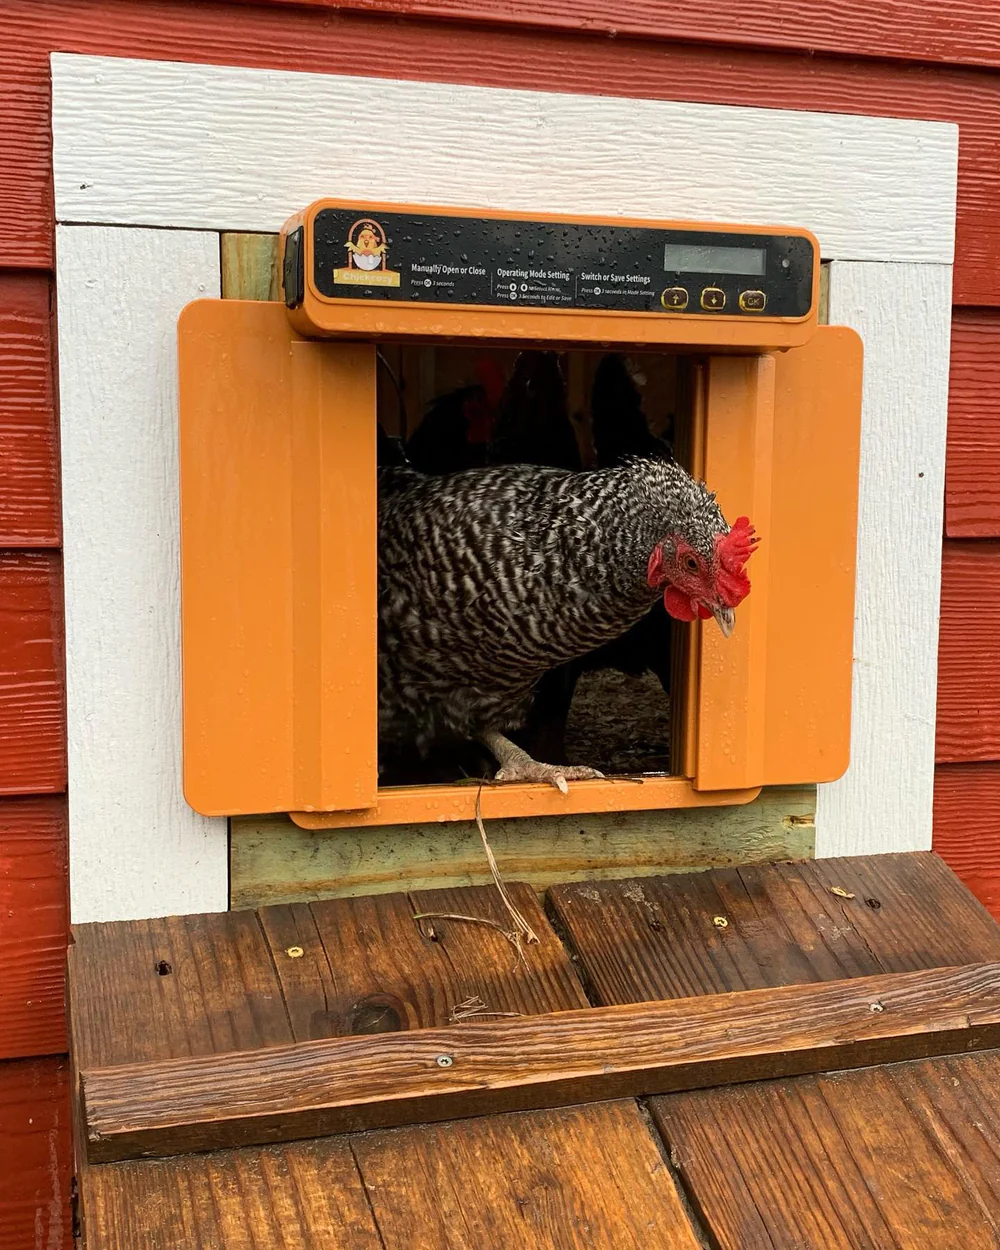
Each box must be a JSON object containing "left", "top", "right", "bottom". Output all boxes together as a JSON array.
[
  {"left": 0, "top": 552, "right": 64, "bottom": 795},
  {"left": 946, "top": 310, "right": 1000, "bottom": 538},
  {"left": 0, "top": 275, "right": 59, "bottom": 548},
  {"left": 937, "top": 541, "right": 1000, "bottom": 763},
  {"left": 0, "top": 798, "right": 68, "bottom": 1060},
  {"left": 0, "top": 2, "right": 998, "bottom": 303},
  {"left": 0, "top": 1056, "right": 72, "bottom": 1250},
  {"left": 935, "top": 762, "right": 1000, "bottom": 919},
  {"left": 242, "top": 1, "right": 1000, "bottom": 73}
]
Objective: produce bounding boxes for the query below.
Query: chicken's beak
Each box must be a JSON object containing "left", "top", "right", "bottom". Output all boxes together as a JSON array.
[{"left": 712, "top": 605, "right": 736, "bottom": 638}]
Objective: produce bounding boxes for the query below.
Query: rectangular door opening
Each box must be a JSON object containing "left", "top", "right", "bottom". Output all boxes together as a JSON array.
[{"left": 374, "top": 343, "right": 699, "bottom": 791}]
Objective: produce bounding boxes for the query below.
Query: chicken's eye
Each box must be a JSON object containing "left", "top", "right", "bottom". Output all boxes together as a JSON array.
[{"left": 683, "top": 554, "right": 699, "bottom": 573}]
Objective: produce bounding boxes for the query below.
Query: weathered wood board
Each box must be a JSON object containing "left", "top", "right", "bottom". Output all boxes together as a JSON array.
[
  {"left": 231, "top": 785, "right": 815, "bottom": 907},
  {"left": 71, "top": 854, "right": 1000, "bottom": 1247},
  {"left": 81, "top": 1139, "right": 385, "bottom": 1249},
  {"left": 73, "top": 878, "right": 705, "bottom": 1246},
  {"left": 549, "top": 851, "right": 1000, "bottom": 1248},
  {"left": 655, "top": 1052, "right": 1000, "bottom": 1249},
  {"left": 80, "top": 962, "right": 1000, "bottom": 1162},
  {"left": 549, "top": 850, "right": 1000, "bottom": 1001},
  {"left": 351, "top": 1100, "right": 704, "bottom": 1250}
]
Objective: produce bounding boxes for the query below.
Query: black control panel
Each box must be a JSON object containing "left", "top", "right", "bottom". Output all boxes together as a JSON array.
[{"left": 303, "top": 208, "right": 815, "bottom": 318}]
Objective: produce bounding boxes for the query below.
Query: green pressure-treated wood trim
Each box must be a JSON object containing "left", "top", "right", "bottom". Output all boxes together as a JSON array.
[
  {"left": 231, "top": 785, "right": 815, "bottom": 907},
  {"left": 221, "top": 232, "right": 281, "bottom": 301}
]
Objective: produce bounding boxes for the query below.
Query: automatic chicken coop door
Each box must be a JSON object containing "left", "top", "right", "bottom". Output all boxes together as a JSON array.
[{"left": 177, "top": 199, "right": 862, "bottom": 828}]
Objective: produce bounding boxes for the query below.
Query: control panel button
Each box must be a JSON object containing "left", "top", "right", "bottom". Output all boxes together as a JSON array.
[
  {"left": 701, "top": 287, "right": 726, "bottom": 311},
  {"left": 739, "top": 289, "right": 767, "bottom": 312},
  {"left": 660, "top": 286, "right": 689, "bottom": 310}
]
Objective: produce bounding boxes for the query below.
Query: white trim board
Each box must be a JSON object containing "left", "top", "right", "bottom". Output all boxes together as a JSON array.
[
  {"left": 815, "top": 261, "right": 952, "bottom": 857},
  {"left": 51, "top": 54, "right": 956, "bottom": 263},
  {"left": 57, "top": 225, "right": 225, "bottom": 924},
  {"left": 51, "top": 53, "right": 957, "bottom": 921}
]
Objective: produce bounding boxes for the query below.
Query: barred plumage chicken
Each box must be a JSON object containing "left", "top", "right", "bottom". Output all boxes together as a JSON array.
[{"left": 377, "top": 457, "right": 756, "bottom": 791}]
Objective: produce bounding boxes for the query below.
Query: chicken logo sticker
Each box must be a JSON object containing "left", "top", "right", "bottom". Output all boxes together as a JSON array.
[{"left": 332, "top": 218, "right": 400, "bottom": 288}]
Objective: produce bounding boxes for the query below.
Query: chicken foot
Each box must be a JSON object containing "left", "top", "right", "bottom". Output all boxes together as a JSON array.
[{"left": 480, "top": 730, "right": 604, "bottom": 795}]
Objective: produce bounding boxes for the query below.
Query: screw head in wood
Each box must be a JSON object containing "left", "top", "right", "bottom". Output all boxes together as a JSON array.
[{"left": 436, "top": 1054, "right": 454, "bottom": 1068}]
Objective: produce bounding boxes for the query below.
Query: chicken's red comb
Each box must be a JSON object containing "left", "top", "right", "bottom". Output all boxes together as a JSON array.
[
  {"left": 719, "top": 516, "right": 757, "bottom": 572},
  {"left": 714, "top": 516, "right": 758, "bottom": 608}
]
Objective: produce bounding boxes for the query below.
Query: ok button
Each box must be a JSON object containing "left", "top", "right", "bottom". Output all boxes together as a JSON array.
[{"left": 701, "top": 287, "right": 726, "bottom": 311}]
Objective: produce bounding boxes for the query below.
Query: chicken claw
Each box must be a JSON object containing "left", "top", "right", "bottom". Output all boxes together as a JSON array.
[{"left": 481, "top": 730, "right": 604, "bottom": 793}]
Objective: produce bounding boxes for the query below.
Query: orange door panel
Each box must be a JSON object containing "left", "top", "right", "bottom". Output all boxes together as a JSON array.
[
  {"left": 696, "top": 327, "right": 863, "bottom": 790},
  {"left": 178, "top": 300, "right": 377, "bottom": 816}
]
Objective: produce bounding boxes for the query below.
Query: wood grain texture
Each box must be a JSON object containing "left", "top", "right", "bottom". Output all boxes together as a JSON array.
[
  {"left": 227, "top": 0, "right": 1000, "bottom": 74},
  {"left": 0, "top": 796, "right": 68, "bottom": 1059},
  {"left": 545, "top": 852, "right": 1000, "bottom": 1247},
  {"left": 69, "top": 883, "right": 585, "bottom": 1072},
  {"left": 7, "top": 3, "right": 1000, "bottom": 296},
  {"left": 231, "top": 786, "right": 816, "bottom": 908},
  {"left": 945, "top": 309, "right": 1000, "bottom": 537},
  {"left": 0, "top": 273, "right": 59, "bottom": 546},
  {"left": 351, "top": 1100, "right": 703, "bottom": 1249},
  {"left": 80, "top": 1139, "right": 383, "bottom": 1249},
  {"left": 68, "top": 909, "right": 296, "bottom": 1070},
  {"left": 816, "top": 262, "right": 951, "bottom": 857},
  {"left": 55, "top": 225, "right": 226, "bottom": 924},
  {"left": 654, "top": 1052, "right": 1000, "bottom": 1249},
  {"left": 935, "top": 762, "right": 1000, "bottom": 918},
  {"left": 0, "top": 551, "right": 65, "bottom": 795},
  {"left": 549, "top": 852, "right": 1000, "bottom": 1003},
  {"left": 52, "top": 55, "right": 956, "bottom": 264},
  {"left": 80, "top": 963, "right": 1000, "bottom": 1162},
  {"left": 937, "top": 541, "right": 1000, "bottom": 763},
  {"left": 0, "top": 1056, "right": 72, "bottom": 1250},
  {"left": 258, "top": 883, "right": 588, "bottom": 1041},
  {"left": 220, "top": 233, "right": 281, "bottom": 302}
]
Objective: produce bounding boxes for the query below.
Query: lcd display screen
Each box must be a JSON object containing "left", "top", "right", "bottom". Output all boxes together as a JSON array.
[{"left": 663, "top": 244, "right": 766, "bottom": 276}]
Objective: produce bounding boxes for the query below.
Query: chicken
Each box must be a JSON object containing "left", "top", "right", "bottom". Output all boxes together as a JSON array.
[
  {"left": 377, "top": 422, "right": 409, "bottom": 467},
  {"left": 579, "top": 353, "right": 674, "bottom": 698},
  {"left": 405, "top": 359, "right": 505, "bottom": 475},
  {"left": 377, "top": 457, "right": 756, "bottom": 790},
  {"left": 489, "top": 350, "right": 581, "bottom": 470},
  {"left": 518, "top": 353, "right": 674, "bottom": 768},
  {"left": 590, "top": 353, "right": 672, "bottom": 467}
]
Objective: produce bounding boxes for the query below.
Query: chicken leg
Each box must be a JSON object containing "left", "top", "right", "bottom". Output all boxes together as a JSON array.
[{"left": 481, "top": 730, "right": 604, "bottom": 795}]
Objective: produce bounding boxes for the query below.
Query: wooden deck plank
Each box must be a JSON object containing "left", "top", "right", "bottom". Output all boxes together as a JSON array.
[
  {"left": 75, "top": 884, "right": 699, "bottom": 1244},
  {"left": 549, "top": 852, "right": 1000, "bottom": 1004},
  {"left": 80, "top": 963, "right": 1000, "bottom": 1162},
  {"left": 351, "top": 1100, "right": 703, "bottom": 1249},
  {"left": 80, "top": 1139, "right": 383, "bottom": 1249},
  {"left": 69, "top": 911, "right": 296, "bottom": 1070},
  {"left": 256, "top": 883, "right": 588, "bottom": 1041},
  {"left": 547, "top": 853, "right": 1000, "bottom": 1248},
  {"left": 653, "top": 1052, "right": 1000, "bottom": 1249}
]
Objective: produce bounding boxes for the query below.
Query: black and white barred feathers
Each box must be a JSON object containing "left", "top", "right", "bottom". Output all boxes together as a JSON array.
[{"left": 377, "top": 457, "right": 731, "bottom": 757}]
